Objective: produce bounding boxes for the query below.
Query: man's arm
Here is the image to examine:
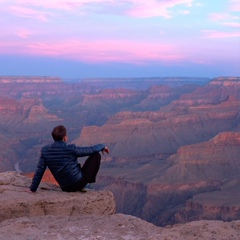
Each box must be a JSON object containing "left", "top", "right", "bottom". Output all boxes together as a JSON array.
[
  {"left": 73, "top": 144, "right": 109, "bottom": 157},
  {"left": 30, "top": 155, "right": 47, "bottom": 192}
]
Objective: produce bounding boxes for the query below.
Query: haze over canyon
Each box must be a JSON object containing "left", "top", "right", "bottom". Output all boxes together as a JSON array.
[{"left": 0, "top": 76, "right": 239, "bottom": 227}]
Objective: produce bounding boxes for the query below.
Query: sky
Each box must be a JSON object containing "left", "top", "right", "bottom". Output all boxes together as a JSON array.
[{"left": 0, "top": 0, "right": 239, "bottom": 78}]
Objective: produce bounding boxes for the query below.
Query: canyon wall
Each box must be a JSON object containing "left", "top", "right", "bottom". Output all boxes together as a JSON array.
[{"left": 0, "top": 76, "right": 239, "bottom": 227}]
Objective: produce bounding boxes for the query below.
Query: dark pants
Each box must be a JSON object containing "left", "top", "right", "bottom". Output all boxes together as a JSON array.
[{"left": 62, "top": 152, "right": 101, "bottom": 192}]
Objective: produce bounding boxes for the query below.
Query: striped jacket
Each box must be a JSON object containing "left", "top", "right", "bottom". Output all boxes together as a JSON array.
[{"left": 30, "top": 141, "right": 105, "bottom": 192}]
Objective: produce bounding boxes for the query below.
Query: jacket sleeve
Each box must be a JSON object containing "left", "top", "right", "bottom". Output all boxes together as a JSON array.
[
  {"left": 30, "top": 154, "right": 47, "bottom": 192},
  {"left": 73, "top": 144, "right": 105, "bottom": 157}
]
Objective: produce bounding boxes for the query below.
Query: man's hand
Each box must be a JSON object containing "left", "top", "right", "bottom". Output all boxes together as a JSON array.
[{"left": 102, "top": 147, "right": 110, "bottom": 155}]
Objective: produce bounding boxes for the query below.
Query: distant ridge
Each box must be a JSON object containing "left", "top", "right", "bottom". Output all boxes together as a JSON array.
[{"left": 0, "top": 76, "right": 62, "bottom": 83}]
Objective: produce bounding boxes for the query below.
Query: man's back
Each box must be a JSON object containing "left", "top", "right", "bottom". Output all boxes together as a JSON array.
[{"left": 42, "top": 141, "right": 83, "bottom": 188}]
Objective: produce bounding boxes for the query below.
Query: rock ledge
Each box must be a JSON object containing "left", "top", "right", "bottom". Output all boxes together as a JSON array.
[
  {"left": 0, "top": 171, "right": 239, "bottom": 240},
  {"left": 0, "top": 171, "right": 116, "bottom": 222}
]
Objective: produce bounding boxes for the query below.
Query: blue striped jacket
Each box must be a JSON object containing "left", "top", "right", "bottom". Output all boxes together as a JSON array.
[{"left": 30, "top": 141, "right": 105, "bottom": 192}]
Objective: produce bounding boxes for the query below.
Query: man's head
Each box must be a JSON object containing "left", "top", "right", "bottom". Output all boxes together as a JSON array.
[{"left": 51, "top": 125, "right": 67, "bottom": 141}]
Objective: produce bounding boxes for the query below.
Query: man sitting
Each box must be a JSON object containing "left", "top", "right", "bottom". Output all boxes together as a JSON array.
[{"left": 30, "top": 125, "right": 109, "bottom": 192}]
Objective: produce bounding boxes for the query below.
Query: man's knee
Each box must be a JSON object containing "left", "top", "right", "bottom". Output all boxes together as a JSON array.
[{"left": 93, "top": 152, "right": 101, "bottom": 159}]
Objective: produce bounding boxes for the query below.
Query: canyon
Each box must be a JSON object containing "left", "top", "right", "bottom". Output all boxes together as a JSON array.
[{"left": 0, "top": 76, "right": 239, "bottom": 227}]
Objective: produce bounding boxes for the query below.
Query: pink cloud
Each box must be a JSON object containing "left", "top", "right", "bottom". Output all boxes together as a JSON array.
[
  {"left": 16, "top": 28, "right": 33, "bottom": 38},
  {"left": 9, "top": 0, "right": 115, "bottom": 11},
  {"left": 222, "top": 22, "right": 240, "bottom": 27},
  {"left": 209, "top": 13, "right": 240, "bottom": 28},
  {"left": 209, "top": 13, "right": 239, "bottom": 21},
  {"left": 8, "top": 0, "right": 194, "bottom": 18},
  {"left": 126, "top": 0, "right": 193, "bottom": 18},
  {"left": 0, "top": 38, "right": 184, "bottom": 64},
  {"left": 229, "top": 0, "right": 240, "bottom": 12},
  {"left": 10, "top": 6, "right": 53, "bottom": 21},
  {"left": 33, "top": 39, "right": 184, "bottom": 63},
  {"left": 202, "top": 30, "right": 240, "bottom": 39}
]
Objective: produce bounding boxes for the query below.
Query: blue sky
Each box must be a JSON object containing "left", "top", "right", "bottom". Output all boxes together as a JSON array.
[{"left": 0, "top": 0, "right": 239, "bottom": 78}]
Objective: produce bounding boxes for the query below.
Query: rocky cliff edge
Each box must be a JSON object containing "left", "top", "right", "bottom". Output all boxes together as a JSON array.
[{"left": 0, "top": 171, "right": 239, "bottom": 240}]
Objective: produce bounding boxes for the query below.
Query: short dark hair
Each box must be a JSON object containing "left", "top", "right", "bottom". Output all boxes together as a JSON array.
[{"left": 51, "top": 125, "right": 67, "bottom": 141}]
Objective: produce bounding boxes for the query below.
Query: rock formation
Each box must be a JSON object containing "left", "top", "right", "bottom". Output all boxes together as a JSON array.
[
  {"left": 93, "top": 131, "right": 240, "bottom": 226},
  {"left": 0, "top": 76, "right": 240, "bottom": 229},
  {"left": 0, "top": 171, "right": 239, "bottom": 240},
  {"left": 174, "top": 175, "right": 240, "bottom": 223},
  {"left": 0, "top": 76, "right": 210, "bottom": 172},
  {"left": 75, "top": 84, "right": 240, "bottom": 159}
]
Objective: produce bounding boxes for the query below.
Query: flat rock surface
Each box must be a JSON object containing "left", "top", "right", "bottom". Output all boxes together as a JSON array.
[{"left": 0, "top": 171, "right": 116, "bottom": 221}]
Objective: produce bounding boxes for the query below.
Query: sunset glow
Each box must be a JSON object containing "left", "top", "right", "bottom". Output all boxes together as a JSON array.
[{"left": 0, "top": 0, "right": 239, "bottom": 78}]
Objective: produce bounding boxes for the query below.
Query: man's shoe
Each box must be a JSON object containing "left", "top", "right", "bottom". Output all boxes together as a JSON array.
[
  {"left": 80, "top": 184, "right": 95, "bottom": 192},
  {"left": 85, "top": 183, "right": 95, "bottom": 190}
]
